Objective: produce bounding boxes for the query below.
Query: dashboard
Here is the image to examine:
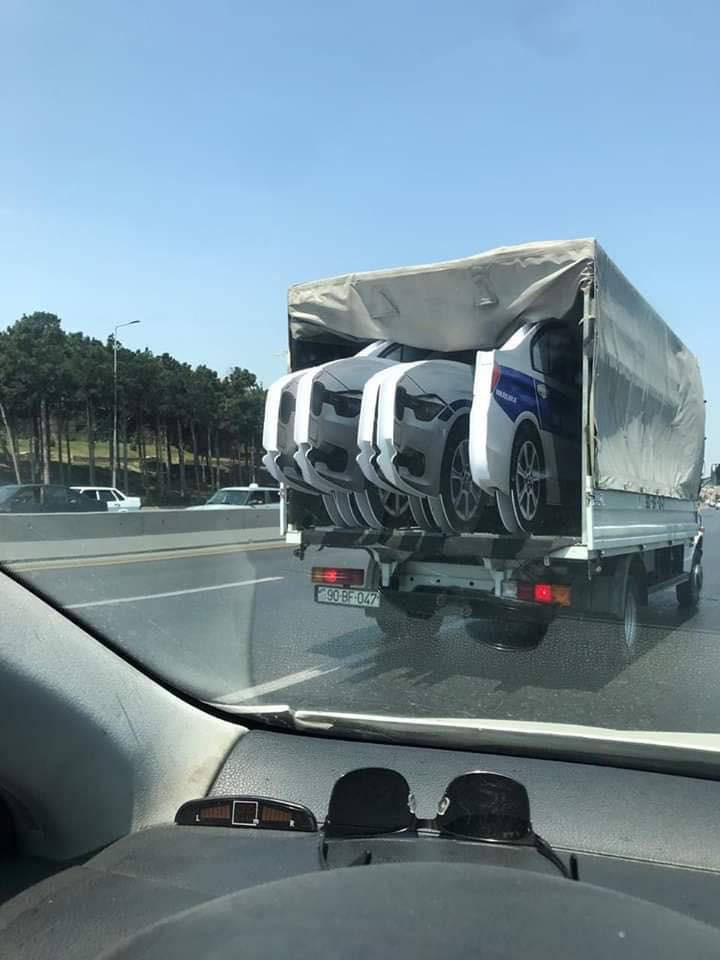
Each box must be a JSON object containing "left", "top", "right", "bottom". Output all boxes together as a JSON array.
[{"left": 3, "top": 728, "right": 720, "bottom": 959}]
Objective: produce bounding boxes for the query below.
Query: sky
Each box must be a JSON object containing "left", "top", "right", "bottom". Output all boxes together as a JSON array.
[{"left": 1, "top": 0, "right": 719, "bottom": 457}]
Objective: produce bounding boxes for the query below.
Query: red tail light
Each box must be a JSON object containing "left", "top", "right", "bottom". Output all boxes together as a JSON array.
[
  {"left": 491, "top": 364, "right": 501, "bottom": 393},
  {"left": 514, "top": 582, "right": 571, "bottom": 606},
  {"left": 311, "top": 567, "right": 364, "bottom": 587},
  {"left": 533, "top": 583, "right": 553, "bottom": 604}
]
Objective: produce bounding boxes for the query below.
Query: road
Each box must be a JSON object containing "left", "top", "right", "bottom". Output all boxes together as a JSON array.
[{"left": 9, "top": 511, "right": 720, "bottom": 731}]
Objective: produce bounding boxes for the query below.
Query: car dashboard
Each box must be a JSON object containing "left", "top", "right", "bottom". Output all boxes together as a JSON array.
[{"left": 3, "top": 727, "right": 720, "bottom": 959}]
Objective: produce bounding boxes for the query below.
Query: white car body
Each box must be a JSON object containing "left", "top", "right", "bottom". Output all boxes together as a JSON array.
[
  {"left": 71, "top": 486, "right": 142, "bottom": 511},
  {"left": 469, "top": 320, "right": 581, "bottom": 525},
  {"left": 293, "top": 341, "right": 399, "bottom": 495},
  {"left": 187, "top": 486, "right": 280, "bottom": 510},
  {"left": 356, "top": 366, "right": 405, "bottom": 494},
  {"left": 261, "top": 369, "right": 319, "bottom": 493},
  {"left": 375, "top": 359, "right": 475, "bottom": 499}
]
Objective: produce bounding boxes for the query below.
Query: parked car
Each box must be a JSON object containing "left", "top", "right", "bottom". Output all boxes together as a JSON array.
[
  {"left": 71, "top": 486, "right": 142, "bottom": 512},
  {"left": 375, "top": 353, "right": 490, "bottom": 533},
  {"left": 0, "top": 484, "right": 108, "bottom": 513},
  {"left": 469, "top": 319, "right": 582, "bottom": 533},
  {"left": 187, "top": 485, "right": 280, "bottom": 510}
]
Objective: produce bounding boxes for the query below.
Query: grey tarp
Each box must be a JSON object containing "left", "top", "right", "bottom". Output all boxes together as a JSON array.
[{"left": 288, "top": 239, "right": 704, "bottom": 501}]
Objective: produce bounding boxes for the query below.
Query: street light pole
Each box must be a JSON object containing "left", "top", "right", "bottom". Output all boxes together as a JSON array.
[{"left": 112, "top": 320, "right": 141, "bottom": 489}]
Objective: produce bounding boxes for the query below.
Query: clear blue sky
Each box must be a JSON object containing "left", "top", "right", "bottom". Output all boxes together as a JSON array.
[{"left": 2, "top": 0, "right": 719, "bottom": 459}]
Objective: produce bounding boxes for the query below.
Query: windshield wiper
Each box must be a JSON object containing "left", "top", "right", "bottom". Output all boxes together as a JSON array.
[{"left": 207, "top": 702, "right": 720, "bottom": 779}]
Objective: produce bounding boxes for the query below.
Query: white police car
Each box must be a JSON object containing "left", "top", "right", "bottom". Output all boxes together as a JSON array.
[
  {"left": 469, "top": 319, "right": 582, "bottom": 533},
  {"left": 289, "top": 341, "right": 428, "bottom": 528},
  {"left": 373, "top": 353, "right": 489, "bottom": 533}
]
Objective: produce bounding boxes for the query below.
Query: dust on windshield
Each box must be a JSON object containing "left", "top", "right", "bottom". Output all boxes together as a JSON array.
[{"left": 1, "top": 4, "right": 717, "bottom": 740}]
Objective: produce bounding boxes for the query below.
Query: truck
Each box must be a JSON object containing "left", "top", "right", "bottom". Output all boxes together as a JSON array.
[{"left": 279, "top": 239, "right": 705, "bottom": 662}]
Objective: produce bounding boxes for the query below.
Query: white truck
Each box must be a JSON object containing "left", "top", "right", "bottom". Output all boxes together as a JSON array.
[{"left": 280, "top": 239, "right": 705, "bottom": 660}]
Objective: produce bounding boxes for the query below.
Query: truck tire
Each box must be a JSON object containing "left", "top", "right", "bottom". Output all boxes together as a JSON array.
[
  {"left": 437, "top": 419, "right": 487, "bottom": 533},
  {"left": 371, "top": 603, "right": 443, "bottom": 642},
  {"left": 610, "top": 577, "right": 642, "bottom": 664},
  {"left": 510, "top": 423, "right": 546, "bottom": 534},
  {"left": 677, "top": 560, "right": 703, "bottom": 608}
]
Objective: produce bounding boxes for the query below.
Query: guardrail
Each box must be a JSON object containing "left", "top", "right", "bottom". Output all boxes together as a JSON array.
[{"left": 0, "top": 508, "right": 281, "bottom": 563}]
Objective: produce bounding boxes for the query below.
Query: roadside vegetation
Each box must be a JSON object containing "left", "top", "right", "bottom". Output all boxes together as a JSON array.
[{"left": 0, "top": 312, "right": 267, "bottom": 504}]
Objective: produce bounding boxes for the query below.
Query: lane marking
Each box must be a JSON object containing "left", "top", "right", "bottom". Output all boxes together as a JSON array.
[
  {"left": 66, "top": 576, "right": 284, "bottom": 610},
  {"left": 7, "top": 540, "right": 291, "bottom": 574},
  {"left": 216, "top": 666, "right": 341, "bottom": 702},
  {"left": 214, "top": 648, "right": 388, "bottom": 703}
]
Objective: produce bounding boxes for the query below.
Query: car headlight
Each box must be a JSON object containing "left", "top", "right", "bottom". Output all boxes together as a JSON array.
[
  {"left": 312, "top": 382, "right": 362, "bottom": 419},
  {"left": 395, "top": 387, "right": 447, "bottom": 422}
]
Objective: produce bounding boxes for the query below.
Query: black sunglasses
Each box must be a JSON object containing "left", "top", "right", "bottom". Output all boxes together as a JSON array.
[{"left": 323, "top": 767, "right": 570, "bottom": 879}]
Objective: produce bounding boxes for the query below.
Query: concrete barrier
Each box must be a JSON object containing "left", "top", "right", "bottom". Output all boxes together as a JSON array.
[{"left": 0, "top": 508, "right": 281, "bottom": 563}]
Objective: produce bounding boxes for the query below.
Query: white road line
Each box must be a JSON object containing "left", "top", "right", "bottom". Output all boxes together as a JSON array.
[
  {"left": 216, "top": 666, "right": 341, "bottom": 702},
  {"left": 66, "top": 576, "right": 284, "bottom": 610},
  {"left": 214, "top": 648, "right": 386, "bottom": 703}
]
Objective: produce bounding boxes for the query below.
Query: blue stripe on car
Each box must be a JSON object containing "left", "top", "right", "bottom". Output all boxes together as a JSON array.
[
  {"left": 493, "top": 366, "right": 538, "bottom": 422},
  {"left": 493, "top": 366, "right": 577, "bottom": 438}
]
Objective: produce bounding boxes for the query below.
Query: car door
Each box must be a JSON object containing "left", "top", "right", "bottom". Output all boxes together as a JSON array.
[
  {"left": 245, "top": 489, "right": 267, "bottom": 508},
  {"left": 43, "top": 486, "right": 73, "bottom": 512},
  {"left": 264, "top": 490, "right": 281, "bottom": 509},
  {"left": 530, "top": 323, "right": 582, "bottom": 502},
  {"left": 10, "top": 487, "right": 43, "bottom": 513}
]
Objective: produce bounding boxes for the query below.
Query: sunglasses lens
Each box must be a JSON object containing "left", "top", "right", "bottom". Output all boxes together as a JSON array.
[
  {"left": 324, "top": 767, "right": 415, "bottom": 838},
  {"left": 435, "top": 772, "right": 532, "bottom": 842}
]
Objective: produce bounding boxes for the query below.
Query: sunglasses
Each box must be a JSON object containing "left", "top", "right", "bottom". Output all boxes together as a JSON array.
[{"left": 323, "top": 767, "right": 570, "bottom": 879}]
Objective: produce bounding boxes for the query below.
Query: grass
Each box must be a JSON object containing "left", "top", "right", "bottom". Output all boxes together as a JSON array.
[{"left": 14, "top": 437, "right": 238, "bottom": 473}]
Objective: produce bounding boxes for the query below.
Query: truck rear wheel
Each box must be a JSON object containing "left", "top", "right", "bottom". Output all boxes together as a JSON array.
[
  {"left": 677, "top": 560, "right": 702, "bottom": 608},
  {"left": 610, "top": 577, "right": 641, "bottom": 664}
]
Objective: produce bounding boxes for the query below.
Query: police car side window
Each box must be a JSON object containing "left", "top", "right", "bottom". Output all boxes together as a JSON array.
[{"left": 532, "top": 326, "right": 577, "bottom": 385}]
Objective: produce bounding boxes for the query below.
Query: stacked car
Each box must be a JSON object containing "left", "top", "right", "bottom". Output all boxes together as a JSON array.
[{"left": 262, "top": 319, "right": 582, "bottom": 535}]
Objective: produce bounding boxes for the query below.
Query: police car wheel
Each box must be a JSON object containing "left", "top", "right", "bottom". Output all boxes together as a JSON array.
[{"left": 510, "top": 425, "right": 546, "bottom": 533}]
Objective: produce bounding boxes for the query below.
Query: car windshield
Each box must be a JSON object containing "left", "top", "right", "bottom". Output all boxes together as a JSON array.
[
  {"left": 0, "top": 4, "right": 717, "bottom": 756},
  {"left": 206, "top": 490, "right": 252, "bottom": 506}
]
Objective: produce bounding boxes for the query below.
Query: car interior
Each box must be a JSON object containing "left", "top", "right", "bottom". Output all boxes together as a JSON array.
[{"left": 3, "top": 566, "right": 720, "bottom": 959}]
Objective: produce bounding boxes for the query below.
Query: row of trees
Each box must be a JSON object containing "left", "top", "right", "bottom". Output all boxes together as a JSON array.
[{"left": 0, "top": 312, "right": 267, "bottom": 502}]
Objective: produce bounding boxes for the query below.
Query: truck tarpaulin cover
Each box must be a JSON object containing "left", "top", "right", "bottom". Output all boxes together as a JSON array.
[{"left": 288, "top": 239, "right": 704, "bottom": 501}]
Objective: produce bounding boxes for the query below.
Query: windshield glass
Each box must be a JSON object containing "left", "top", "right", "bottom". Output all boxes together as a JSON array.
[
  {"left": 207, "top": 490, "right": 252, "bottom": 506},
  {"left": 0, "top": 4, "right": 716, "bottom": 749}
]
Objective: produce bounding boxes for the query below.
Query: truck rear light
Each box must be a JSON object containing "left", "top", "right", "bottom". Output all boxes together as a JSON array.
[
  {"left": 491, "top": 363, "right": 501, "bottom": 393},
  {"left": 513, "top": 582, "right": 571, "bottom": 606},
  {"left": 311, "top": 567, "right": 364, "bottom": 587},
  {"left": 534, "top": 583, "right": 553, "bottom": 604}
]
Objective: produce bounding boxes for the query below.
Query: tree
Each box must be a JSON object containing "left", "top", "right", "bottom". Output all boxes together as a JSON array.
[
  {"left": 0, "top": 330, "right": 23, "bottom": 482},
  {"left": 65, "top": 333, "right": 111, "bottom": 484},
  {"left": 2, "top": 313, "right": 66, "bottom": 483}
]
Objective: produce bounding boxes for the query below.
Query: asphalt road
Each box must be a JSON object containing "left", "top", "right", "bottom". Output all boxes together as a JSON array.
[{"left": 9, "top": 511, "right": 720, "bottom": 731}]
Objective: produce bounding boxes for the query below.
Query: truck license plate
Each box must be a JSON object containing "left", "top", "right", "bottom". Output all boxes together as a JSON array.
[{"left": 314, "top": 586, "right": 380, "bottom": 608}]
